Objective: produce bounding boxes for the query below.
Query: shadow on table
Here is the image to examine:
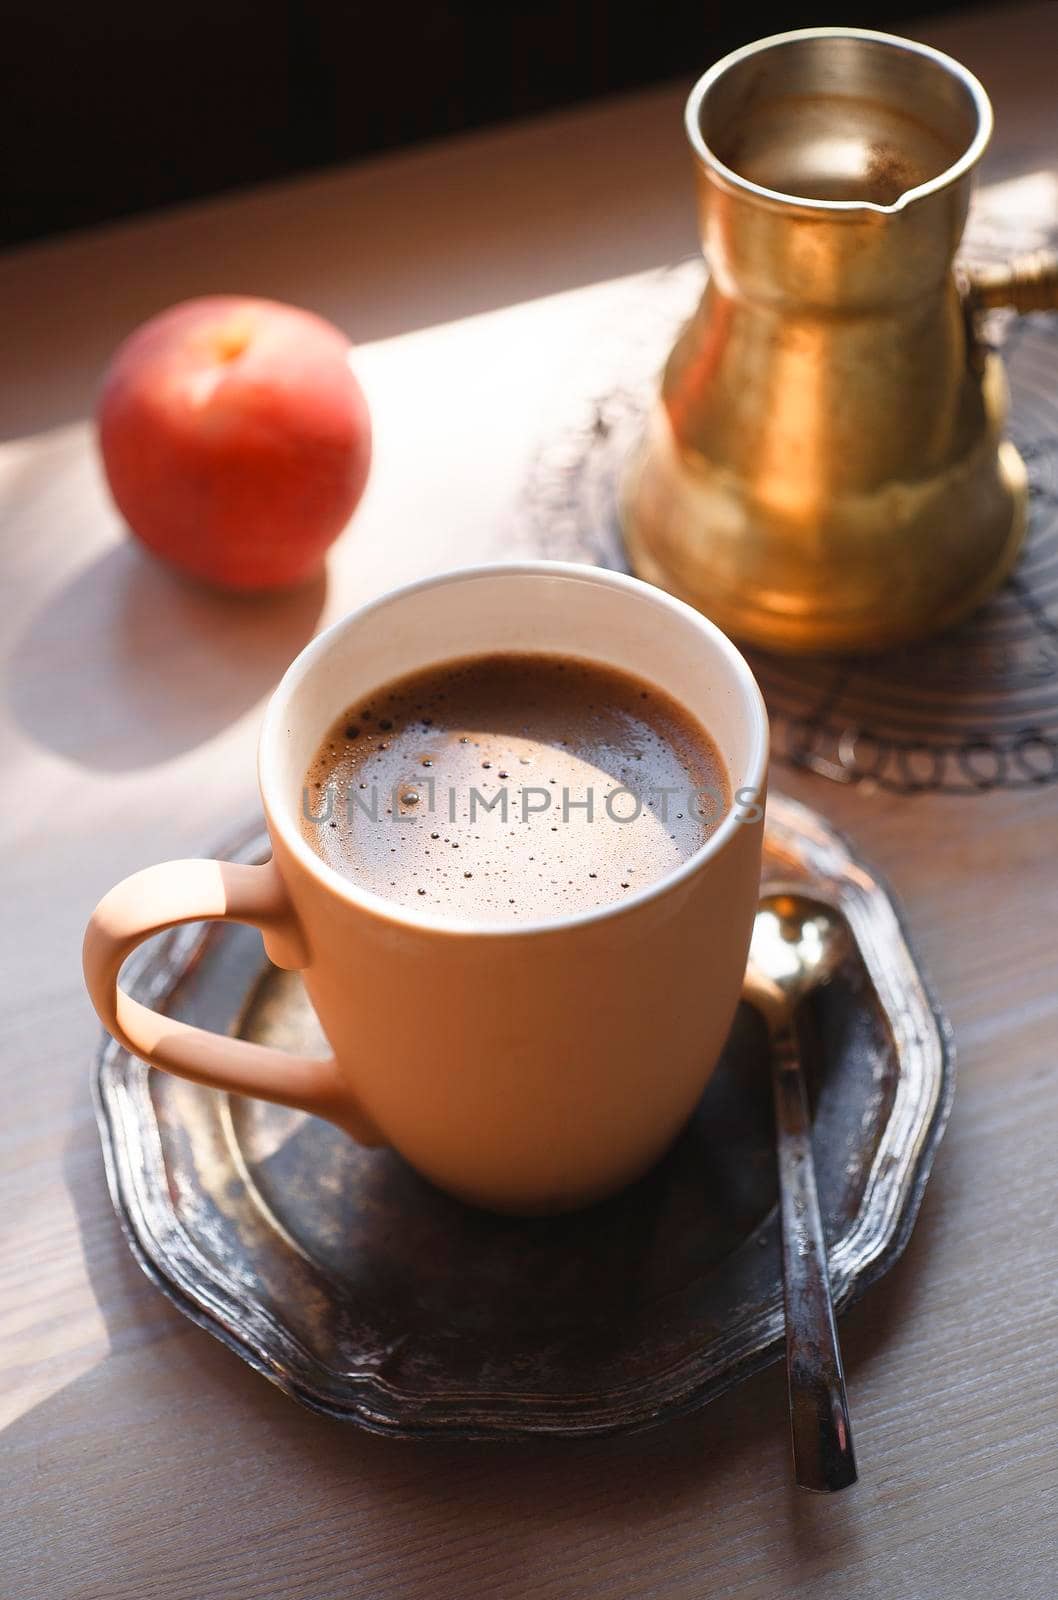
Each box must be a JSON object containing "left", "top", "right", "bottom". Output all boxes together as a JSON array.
[
  {"left": 7, "top": 539, "right": 326, "bottom": 772},
  {"left": 0, "top": 1097, "right": 952, "bottom": 1599}
]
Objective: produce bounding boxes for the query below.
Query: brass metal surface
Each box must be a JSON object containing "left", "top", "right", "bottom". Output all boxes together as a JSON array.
[
  {"left": 963, "top": 249, "right": 1058, "bottom": 316},
  {"left": 622, "top": 28, "right": 1037, "bottom": 654}
]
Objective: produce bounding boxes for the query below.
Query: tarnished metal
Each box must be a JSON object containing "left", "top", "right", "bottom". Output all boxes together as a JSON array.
[
  {"left": 622, "top": 27, "right": 1045, "bottom": 654},
  {"left": 92, "top": 798, "right": 953, "bottom": 1438},
  {"left": 748, "top": 894, "right": 858, "bottom": 1493}
]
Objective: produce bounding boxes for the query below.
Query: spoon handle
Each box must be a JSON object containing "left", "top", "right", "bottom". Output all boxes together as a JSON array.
[{"left": 770, "top": 1017, "right": 858, "bottom": 1493}]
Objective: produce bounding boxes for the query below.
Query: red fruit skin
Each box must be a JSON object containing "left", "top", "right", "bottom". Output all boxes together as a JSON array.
[{"left": 97, "top": 295, "right": 372, "bottom": 591}]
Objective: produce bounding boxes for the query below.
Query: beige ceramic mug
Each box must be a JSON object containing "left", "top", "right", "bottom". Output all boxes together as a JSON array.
[{"left": 84, "top": 562, "right": 768, "bottom": 1213}]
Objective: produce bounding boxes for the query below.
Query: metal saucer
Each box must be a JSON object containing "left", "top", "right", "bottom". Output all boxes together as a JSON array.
[{"left": 93, "top": 795, "right": 953, "bottom": 1437}]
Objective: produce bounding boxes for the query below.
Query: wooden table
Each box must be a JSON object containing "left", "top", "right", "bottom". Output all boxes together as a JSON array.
[{"left": 2, "top": 6, "right": 1057, "bottom": 1596}]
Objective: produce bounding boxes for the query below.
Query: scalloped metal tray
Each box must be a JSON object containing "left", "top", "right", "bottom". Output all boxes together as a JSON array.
[{"left": 93, "top": 794, "right": 953, "bottom": 1437}]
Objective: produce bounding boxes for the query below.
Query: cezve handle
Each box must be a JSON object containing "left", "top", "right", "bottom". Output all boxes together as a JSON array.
[
  {"left": 962, "top": 249, "right": 1058, "bottom": 315},
  {"left": 83, "top": 857, "right": 381, "bottom": 1142}
]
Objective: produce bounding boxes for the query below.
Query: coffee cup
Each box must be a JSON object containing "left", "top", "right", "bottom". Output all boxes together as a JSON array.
[{"left": 84, "top": 563, "right": 768, "bottom": 1213}]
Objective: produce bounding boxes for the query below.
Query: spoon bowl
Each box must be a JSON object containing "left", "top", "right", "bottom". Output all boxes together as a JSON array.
[{"left": 749, "top": 890, "right": 849, "bottom": 1019}]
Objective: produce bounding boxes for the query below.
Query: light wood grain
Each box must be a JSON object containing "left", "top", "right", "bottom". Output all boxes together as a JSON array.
[{"left": 2, "top": 6, "right": 1058, "bottom": 1598}]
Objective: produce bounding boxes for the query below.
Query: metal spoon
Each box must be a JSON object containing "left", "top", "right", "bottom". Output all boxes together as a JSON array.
[{"left": 746, "top": 891, "right": 858, "bottom": 1494}]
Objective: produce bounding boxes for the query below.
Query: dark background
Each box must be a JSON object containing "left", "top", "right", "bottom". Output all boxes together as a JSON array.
[{"left": 4, "top": 1, "right": 992, "bottom": 249}]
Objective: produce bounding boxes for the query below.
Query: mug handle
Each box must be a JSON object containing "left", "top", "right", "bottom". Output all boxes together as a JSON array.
[{"left": 83, "top": 857, "right": 382, "bottom": 1143}]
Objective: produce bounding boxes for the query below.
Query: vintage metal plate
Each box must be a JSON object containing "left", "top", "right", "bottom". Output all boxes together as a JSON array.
[{"left": 93, "top": 796, "right": 953, "bottom": 1437}]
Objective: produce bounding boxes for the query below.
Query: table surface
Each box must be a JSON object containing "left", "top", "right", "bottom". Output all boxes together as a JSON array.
[{"left": 2, "top": 6, "right": 1057, "bottom": 1597}]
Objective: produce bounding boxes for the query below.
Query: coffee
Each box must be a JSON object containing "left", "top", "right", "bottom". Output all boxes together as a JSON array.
[{"left": 300, "top": 653, "right": 729, "bottom": 924}]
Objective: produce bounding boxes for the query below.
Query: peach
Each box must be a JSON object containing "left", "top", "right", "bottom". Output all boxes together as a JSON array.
[{"left": 97, "top": 296, "right": 371, "bottom": 591}]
